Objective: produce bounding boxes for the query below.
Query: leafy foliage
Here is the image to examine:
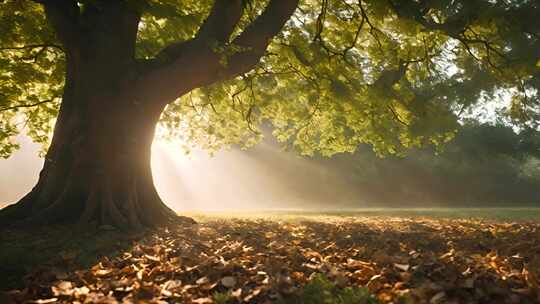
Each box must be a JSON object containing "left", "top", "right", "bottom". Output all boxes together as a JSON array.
[
  {"left": 318, "top": 122, "right": 540, "bottom": 205},
  {"left": 1, "top": 0, "right": 539, "bottom": 157},
  {"left": 158, "top": 0, "right": 540, "bottom": 156},
  {"left": 0, "top": 1, "right": 63, "bottom": 157}
]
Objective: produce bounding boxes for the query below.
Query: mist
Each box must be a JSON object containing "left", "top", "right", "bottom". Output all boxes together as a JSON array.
[
  {"left": 3, "top": 121, "right": 539, "bottom": 211},
  {"left": 0, "top": 135, "right": 360, "bottom": 211}
]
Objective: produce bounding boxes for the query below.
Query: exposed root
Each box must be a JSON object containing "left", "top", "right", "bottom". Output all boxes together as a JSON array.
[
  {"left": 1, "top": 163, "right": 196, "bottom": 231},
  {"left": 1, "top": 180, "right": 197, "bottom": 232},
  {"left": 175, "top": 215, "right": 198, "bottom": 226},
  {"left": 29, "top": 181, "right": 78, "bottom": 225},
  {"left": 0, "top": 190, "right": 37, "bottom": 227},
  {"left": 124, "top": 178, "right": 143, "bottom": 230}
]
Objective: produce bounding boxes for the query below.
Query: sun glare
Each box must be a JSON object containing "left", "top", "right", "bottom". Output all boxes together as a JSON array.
[
  {"left": 0, "top": 134, "right": 359, "bottom": 212},
  {"left": 150, "top": 138, "right": 358, "bottom": 212}
]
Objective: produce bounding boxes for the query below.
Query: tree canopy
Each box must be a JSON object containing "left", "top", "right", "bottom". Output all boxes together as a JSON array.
[{"left": 1, "top": 0, "right": 539, "bottom": 157}]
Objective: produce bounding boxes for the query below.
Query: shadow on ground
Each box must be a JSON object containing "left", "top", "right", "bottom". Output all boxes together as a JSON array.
[
  {"left": 0, "top": 226, "right": 141, "bottom": 290},
  {"left": 1, "top": 216, "right": 540, "bottom": 303}
]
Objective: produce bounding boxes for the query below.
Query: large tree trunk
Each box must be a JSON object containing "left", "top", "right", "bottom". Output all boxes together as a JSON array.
[
  {"left": 0, "top": 1, "right": 199, "bottom": 230},
  {"left": 0, "top": 0, "right": 298, "bottom": 230},
  {"left": 0, "top": 84, "right": 188, "bottom": 230}
]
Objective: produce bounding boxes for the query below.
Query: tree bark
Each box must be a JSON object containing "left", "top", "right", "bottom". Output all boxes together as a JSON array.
[
  {"left": 0, "top": 0, "right": 298, "bottom": 230},
  {"left": 0, "top": 81, "right": 188, "bottom": 230}
]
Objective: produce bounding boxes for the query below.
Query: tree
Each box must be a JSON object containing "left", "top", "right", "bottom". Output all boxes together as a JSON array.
[
  {"left": 321, "top": 122, "right": 540, "bottom": 206},
  {"left": 0, "top": 0, "right": 538, "bottom": 229}
]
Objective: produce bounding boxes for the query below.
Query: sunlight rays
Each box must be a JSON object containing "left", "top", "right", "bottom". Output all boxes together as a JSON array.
[
  {"left": 0, "top": 135, "right": 358, "bottom": 211},
  {"left": 150, "top": 139, "right": 358, "bottom": 212}
]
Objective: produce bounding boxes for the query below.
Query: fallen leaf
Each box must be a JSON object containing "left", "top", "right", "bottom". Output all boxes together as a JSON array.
[
  {"left": 394, "top": 263, "right": 410, "bottom": 272},
  {"left": 221, "top": 276, "right": 236, "bottom": 288},
  {"left": 196, "top": 276, "right": 210, "bottom": 285},
  {"left": 192, "top": 297, "right": 213, "bottom": 303},
  {"left": 430, "top": 291, "right": 446, "bottom": 304}
]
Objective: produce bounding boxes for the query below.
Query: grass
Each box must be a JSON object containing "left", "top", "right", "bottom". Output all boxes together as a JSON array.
[
  {"left": 293, "top": 274, "right": 379, "bottom": 304},
  {"left": 186, "top": 207, "right": 540, "bottom": 222},
  {"left": 212, "top": 273, "right": 380, "bottom": 304}
]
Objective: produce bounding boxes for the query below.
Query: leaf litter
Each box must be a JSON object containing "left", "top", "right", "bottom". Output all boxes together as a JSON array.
[{"left": 3, "top": 216, "right": 540, "bottom": 303}]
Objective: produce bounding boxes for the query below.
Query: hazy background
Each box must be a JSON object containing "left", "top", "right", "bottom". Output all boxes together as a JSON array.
[
  {"left": 1, "top": 122, "right": 539, "bottom": 211},
  {"left": 0, "top": 135, "right": 361, "bottom": 211}
]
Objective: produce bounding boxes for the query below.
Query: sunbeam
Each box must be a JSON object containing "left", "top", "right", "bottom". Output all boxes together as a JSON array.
[
  {"left": 151, "top": 139, "right": 358, "bottom": 211},
  {"left": 0, "top": 136, "right": 359, "bottom": 211}
]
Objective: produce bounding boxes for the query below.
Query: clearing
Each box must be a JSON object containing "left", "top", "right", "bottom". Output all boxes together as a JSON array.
[{"left": 1, "top": 208, "right": 540, "bottom": 303}]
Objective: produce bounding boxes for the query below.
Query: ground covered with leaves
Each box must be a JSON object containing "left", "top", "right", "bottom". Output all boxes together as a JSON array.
[{"left": 2, "top": 214, "right": 540, "bottom": 303}]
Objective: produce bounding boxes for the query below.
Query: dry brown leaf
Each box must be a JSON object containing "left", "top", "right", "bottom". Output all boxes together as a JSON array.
[
  {"left": 429, "top": 291, "right": 446, "bottom": 304},
  {"left": 192, "top": 297, "right": 213, "bottom": 303},
  {"left": 394, "top": 263, "right": 410, "bottom": 272},
  {"left": 6, "top": 217, "right": 540, "bottom": 304}
]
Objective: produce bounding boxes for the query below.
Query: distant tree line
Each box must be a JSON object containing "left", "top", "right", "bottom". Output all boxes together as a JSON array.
[{"left": 317, "top": 122, "right": 540, "bottom": 206}]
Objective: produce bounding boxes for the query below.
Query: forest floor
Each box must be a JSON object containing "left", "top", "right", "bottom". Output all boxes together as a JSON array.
[{"left": 1, "top": 208, "right": 540, "bottom": 303}]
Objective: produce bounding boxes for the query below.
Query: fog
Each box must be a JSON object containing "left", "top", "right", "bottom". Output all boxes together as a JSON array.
[
  {"left": 0, "top": 136, "right": 360, "bottom": 211},
  {"left": 0, "top": 136, "right": 43, "bottom": 205},
  {"left": 3, "top": 122, "right": 539, "bottom": 211}
]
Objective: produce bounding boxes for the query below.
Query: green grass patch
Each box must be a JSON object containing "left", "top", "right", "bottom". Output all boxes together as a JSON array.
[
  {"left": 187, "top": 207, "right": 540, "bottom": 222},
  {"left": 291, "top": 274, "right": 379, "bottom": 304}
]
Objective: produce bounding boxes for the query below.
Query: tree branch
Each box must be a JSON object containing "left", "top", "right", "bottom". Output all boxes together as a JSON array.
[
  {"left": 388, "top": 0, "right": 508, "bottom": 71},
  {"left": 154, "top": 0, "right": 243, "bottom": 66},
  {"left": 196, "top": 0, "right": 243, "bottom": 43},
  {"left": 0, "top": 44, "right": 64, "bottom": 53},
  {"left": 222, "top": 0, "right": 299, "bottom": 78},
  {"left": 42, "top": 1, "right": 80, "bottom": 56},
  {"left": 139, "top": 0, "right": 299, "bottom": 109},
  {"left": 0, "top": 99, "right": 54, "bottom": 113}
]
